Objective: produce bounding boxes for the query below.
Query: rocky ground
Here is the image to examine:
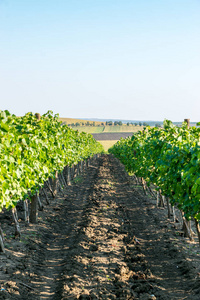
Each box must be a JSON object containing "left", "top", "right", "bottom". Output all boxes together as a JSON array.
[{"left": 0, "top": 154, "right": 200, "bottom": 300}]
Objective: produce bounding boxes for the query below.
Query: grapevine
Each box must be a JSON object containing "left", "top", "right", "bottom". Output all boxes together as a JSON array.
[
  {"left": 109, "top": 120, "right": 200, "bottom": 225},
  {"left": 0, "top": 110, "right": 104, "bottom": 212}
]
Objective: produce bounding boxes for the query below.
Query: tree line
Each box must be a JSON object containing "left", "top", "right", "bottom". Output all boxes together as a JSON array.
[{"left": 66, "top": 121, "right": 159, "bottom": 127}]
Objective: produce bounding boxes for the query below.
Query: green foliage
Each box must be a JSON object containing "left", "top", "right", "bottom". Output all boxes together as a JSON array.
[
  {"left": 114, "top": 121, "right": 122, "bottom": 126},
  {"left": 0, "top": 110, "right": 104, "bottom": 211},
  {"left": 106, "top": 121, "right": 113, "bottom": 126},
  {"left": 109, "top": 121, "right": 200, "bottom": 221}
]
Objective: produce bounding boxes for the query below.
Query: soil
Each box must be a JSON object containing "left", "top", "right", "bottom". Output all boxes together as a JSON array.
[{"left": 0, "top": 154, "right": 200, "bottom": 300}]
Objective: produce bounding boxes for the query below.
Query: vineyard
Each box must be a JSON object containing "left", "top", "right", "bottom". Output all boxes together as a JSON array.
[
  {"left": 109, "top": 120, "right": 200, "bottom": 244},
  {"left": 0, "top": 110, "right": 104, "bottom": 251},
  {"left": 0, "top": 113, "right": 200, "bottom": 299}
]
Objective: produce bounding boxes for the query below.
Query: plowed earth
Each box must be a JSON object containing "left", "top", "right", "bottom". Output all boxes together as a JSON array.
[{"left": 0, "top": 154, "right": 200, "bottom": 299}]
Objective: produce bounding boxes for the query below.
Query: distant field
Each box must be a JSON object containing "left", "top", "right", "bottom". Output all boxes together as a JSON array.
[
  {"left": 98, "top": 140, "right": 118, "bottom": 152},
  {"left": 72, "top": 126, "right": 105, "bottom": 133},
  {"left": 92, "top": 132, "right": 134, "bottom": 152},
  {"left": 103, "top": 125, "right": 142, "bottom": 132},
  {"left": 92, "top": 132, "right": 133, "bottom": 140},
  {"left": 59, "top": 117, "right": 105, "bottom": 126},
  {"left": 58, "top": 119, "right": 143, "bottom": 152},
  {"left": 66, "top": 124, "right": 142, "bottom": 134}
]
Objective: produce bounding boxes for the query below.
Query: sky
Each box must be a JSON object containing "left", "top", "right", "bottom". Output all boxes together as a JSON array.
[{"left": 0, "top": 0, "right": 200, "bottom": 122}]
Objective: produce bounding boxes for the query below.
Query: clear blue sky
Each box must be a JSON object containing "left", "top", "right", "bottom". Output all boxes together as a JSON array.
[{"left": 0, "top": 0, "right": 199, "bottom": 121}]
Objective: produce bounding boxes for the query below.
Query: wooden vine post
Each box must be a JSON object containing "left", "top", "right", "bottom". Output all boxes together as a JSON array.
[
  {"left": 77, "top": 162, "right": 80, "bottom": 176},
  {"left": 194, "top": 219, "right": 200, "bottom": 246},
  {"left": 181, "top": 211, "right": 194, "bottom": 241},
  {"left": 157, "top": 189, "right": 165, "bottom": 207},
  {"left": 166, "top": 197, "right": 171, "bottom": 219},
  {"left": 24, "top": 199, "right": 29, "bottom": 223},
  {"left": 35, "top": 113, "right": 41, "bottom": 120},
  {"left": 53, "top": 171, "right": 59, "bottom": 197},
  {"left": 184, "top": 119, "right": 190, "bottom": 128},
  {"left": 0, "top": 224, "right": 5, "bottom": 253},
  {"left": 141, "top": 178, "right": 147, "bottom": 195},
  {"left": 71, "top": 164, "right": 75, "bottom": 179},
  {"left": 87, "top": 158, "right": 90, "bottom": 168},
  {"left": 171, "top": 205, "right": 176, "bottom": 223},
  {"left": 41, "top": 187, "right": 50, "bottom": 205},
  {"left": 37, "top": 193, "right": 44, "bottom": 211},
  {"left": 61, "top": 171, "right": 67, "bottom": 186},
  {"left": 67, "top": 166, "right": 71, "bottom": 185},
  {"left": 46, "top": 179, "right": 55, "bottom": 197},
  {"left": 30, "top": 194, "right": 38, "bottom": 223},
  {"left": 12, "top": 207, "right": 21, "bottom": 237},
  {"left": 80, "top": 160, "right": 83, "bottom": 173}
]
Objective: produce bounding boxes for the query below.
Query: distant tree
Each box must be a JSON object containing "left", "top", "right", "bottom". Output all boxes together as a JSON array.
[
  {"left": 92, "top": 121, "right": 95, "bottom": 126},
  {"left": 75, "top": 122, "right": 80, "bottom": 126},
  {"left": 71, "top": 123, "right": 75, "bottom": 126},
  {"left": 106, "top": 121, "right": 113, "bottom": 126},
  {"left": 101, "top": 122, "right": 104, "bottom": 126},
  {"left": 114, "top": 121, "right": 123, "bottom": 125},
  {"left": 134, "top": 123, "right": 138, "bottom": 126},
  {"left": 139, "top": 122, "right": 142, "bottom": 126},
  {"left": 127, "top": 122, "right": 130, "bottom": 126},
  {"left": 86, "top": 121, "right": 90, "bottom": 126},
  {"left": 155, "top": 123, "right": 161, "bottom": 128},
  {"left": 143, "top": 122, "right": 149, "bottom": 127}
]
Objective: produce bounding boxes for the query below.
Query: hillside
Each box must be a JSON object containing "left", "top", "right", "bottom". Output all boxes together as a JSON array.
[{"left": 59, "top": 117, "right": 105, "bottom": 126}]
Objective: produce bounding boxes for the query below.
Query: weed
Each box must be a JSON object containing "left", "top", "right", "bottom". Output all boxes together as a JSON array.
[{"left": 73, "top": 176, "right": 83, "bottom": 184}]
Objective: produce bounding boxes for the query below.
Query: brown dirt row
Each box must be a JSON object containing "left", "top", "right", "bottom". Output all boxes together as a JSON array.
[{"left": 0, "top": 154, "right": 200, "bottom": 299}]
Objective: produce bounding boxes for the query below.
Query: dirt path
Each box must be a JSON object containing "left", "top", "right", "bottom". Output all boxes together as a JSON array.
[{"left": 0, "top": 154, "right": 200, "bottom": 299}]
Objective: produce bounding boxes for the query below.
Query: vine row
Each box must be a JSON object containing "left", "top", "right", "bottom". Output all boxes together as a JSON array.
[
  {"left": 0, "top": 110, "right": 104, "bottom": 251},
  {"left": 109, "top": 120, "right": 200, "bottom": 244}
]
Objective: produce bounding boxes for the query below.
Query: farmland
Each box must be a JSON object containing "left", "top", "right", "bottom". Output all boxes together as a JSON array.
[
  {"left": 59, "top": 117, "right": 105, "bottom": 127},
  {"left": 60, "top": 119, "right": 144, "bottom": 151},
  {"left": 0, "top": 113, "right": 200, "bottom": 299},
  {"left": 97, "top": 140, "right": 118, "bottom": 151},
  {"left": 59, "top": 119, "right": 143, "bottom": 152},
  {"left": 59, "top": 117, "right": 144, "bottom": 134},
  {"left": 103, "top": 124, "right": 142, "bottom": 132},
  {"left": 1, "top": 154, "right": 200, "bottom": 299},
  {"left": 72, "top": 125, "right": 143, "bottom": 134},
  {"left": 72, "top": 126, "right": 105, "bottom": 134}
]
